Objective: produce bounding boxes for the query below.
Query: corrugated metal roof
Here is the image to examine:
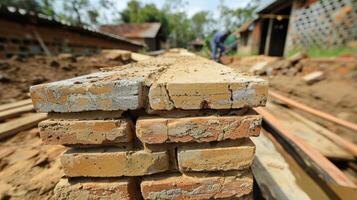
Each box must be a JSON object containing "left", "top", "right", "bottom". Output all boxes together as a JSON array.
[
  {"left": 0, "top": 5, "right": 144, "bottom": 47},
  {"left": 257, "top": 0, "right": 293, "bottom": 13},
  {"left": 100, "top": 23, "right": 162, "bottom": 39},
  {"left": 256, "top": 0, "right": 278, "bottom": 12}
]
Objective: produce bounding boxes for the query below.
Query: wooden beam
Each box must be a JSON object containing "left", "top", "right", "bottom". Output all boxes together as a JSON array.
[
  {"left": 267, "top": 102, "right": 354, "bottom": 160},
  {"left": 0, "top": 104, "right": 34, "bottom": 121},
  {"left": 0, "top": 99, "right": 32, "bottom": 112},
  {"left": 254, "top": 107, "right": 356, "bottom": 188},
  {"left": 282, "top": 105, "right": 357, "bottom": 157},
  {"left": 252, "top": 131, "right": 312, "bottom": 200},
  {"left": 0, "top": 113, "right": 47, "bottom": 140},
  {"left": 269, "top": 91, "right": 357, "bottom": 132},
  {"left": 264, "top": 18, "right": 274, "bottom": 56}
]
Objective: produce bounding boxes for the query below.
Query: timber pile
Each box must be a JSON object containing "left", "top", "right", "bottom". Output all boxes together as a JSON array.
[{"left": 30, "top": 55, "right": 268, "bottom": 199}]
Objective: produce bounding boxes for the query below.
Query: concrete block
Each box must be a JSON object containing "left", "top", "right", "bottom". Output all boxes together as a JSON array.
[
  {"left": 39, "top": 118, "right": 133, "bottom": 145},
  {"left": 136, "top": 115, "right": 261, "bottom": 144},
  {"left": 178, "top": 139, "right": 255, "bottom": 172},
  {"left": 61, "top": 148, "right": 169, "bottom": 177},
  {"left": 140, "top": 171, "right": 253, "bottom": 200},
  {"left": 54, "top": 178, "right": 138, "bottom": 200}
]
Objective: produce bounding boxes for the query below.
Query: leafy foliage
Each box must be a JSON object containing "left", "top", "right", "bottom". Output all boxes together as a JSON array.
[{"left": 0, "top": 0, "right": 261, "bottom": 48}]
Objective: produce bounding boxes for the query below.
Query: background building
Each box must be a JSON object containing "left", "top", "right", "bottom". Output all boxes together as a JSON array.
[
  {"left": 100, "top": 23, "right": 165, "bottom": 51},
  {"left": 238, "top": 0, "right": 357, "bottom": 56}
]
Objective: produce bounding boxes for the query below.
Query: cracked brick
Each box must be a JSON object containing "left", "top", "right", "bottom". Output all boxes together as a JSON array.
[
  {"left": 136, "top": 115, "right": 261, "bottom": 144},
  {"left": 39, "top": 118, "right": 133, "bottom": 146},
  {"left": 61, "top": 148, "right": 169, "bottom": 177}
]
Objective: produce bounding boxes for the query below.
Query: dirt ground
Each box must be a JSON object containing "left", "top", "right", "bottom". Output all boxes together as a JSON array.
[
  {"left": 0, "top": 53, "right": 130, "bottom": 104},
  {"left": 0, "top": 126, "right": 65, "bottom": 200},
  {"left": 230, "top": 55, "right": 357, "bottom": 142},
  {"left": 0, "top": 52, "right": 132, "bottom": 199}
]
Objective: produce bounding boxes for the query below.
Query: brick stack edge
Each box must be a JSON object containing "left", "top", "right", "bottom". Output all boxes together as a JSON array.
[{"left": 30, "top": 55, "right": 268, "bottom": 200}]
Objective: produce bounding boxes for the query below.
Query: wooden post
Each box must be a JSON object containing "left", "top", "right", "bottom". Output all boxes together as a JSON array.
[{"left": 264, "top": 18, "right": 274, "bottom": 55}]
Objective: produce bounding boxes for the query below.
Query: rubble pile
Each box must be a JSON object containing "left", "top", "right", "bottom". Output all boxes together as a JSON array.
[{"left": 30, "top": 55, "right": 268, "bottom": 199}]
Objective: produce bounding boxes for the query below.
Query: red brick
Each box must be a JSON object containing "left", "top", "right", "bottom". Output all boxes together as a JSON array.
[
  {"left": 61, "top": 148, "right": 169, "bottom": 177},
  {"left": 54, "top": 177, "right": 138, "bottom": 200},
  {"left": 136, "top": 115, "right": 261, "bottom": 144},
  {"left": 140, "top": 171, "right": 253, "bottom": 200},
  {"left": 39, "top": 118, "right": 133, "bottom": 145},
  {"left": 178, "top": 139, "right": 255, "bottom": 172}
]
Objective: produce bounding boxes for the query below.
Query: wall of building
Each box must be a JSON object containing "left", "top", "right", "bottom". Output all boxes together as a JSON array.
[
  {"left": 285, "top": 0, "right": 357, "bottom": 53},
  {"left": 0, "top": 19, "right": 142, "bottom": 59},
  {"left": 238, "top": 21, "right": 262, "bottom": 55}
]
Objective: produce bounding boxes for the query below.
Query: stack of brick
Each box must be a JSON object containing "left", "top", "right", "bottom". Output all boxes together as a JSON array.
[{"left": 30, "top": 55, "right": 268, "bottom": 200}]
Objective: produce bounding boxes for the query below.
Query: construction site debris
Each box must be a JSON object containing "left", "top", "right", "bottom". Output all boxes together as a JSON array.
[
  {"left": 254, "top": 107, "right": 356, "bottom": 188},
  {"left": 230, "top": 56, "right": 357, "bottom": 143},
  {"left": 0, "top": 54, "right": 131, "bottom": 104},
  {"left": 303, "top": 71, "right": 324, "bottom": 85},
  {"left": 0, "top": 113, "right": 47, "bottom": 140},
  {"left": 252, "top": 131, "right": 312, "bottom": 200}
]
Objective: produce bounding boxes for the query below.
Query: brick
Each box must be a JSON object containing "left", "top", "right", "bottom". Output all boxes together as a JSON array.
[
  {"left": 178, "top": 139, "right": 255, "bottom": 172},
  {"left": 136, "top": 114, "right": 261, "bottom": 144},
  {"left": 30, "top": 58, "right": 173, "bottom": 113},
  {"left": 39, "top": 118, "right": 133, "bottom": 145},
  {"left": 148, "top": 56, "right": 267, "bottom": 110},
  {"left": 61, "top": 148, "right": 169, "bottom": 177},
  {"left": 30, "top": 71, "right": 145, "bottom": 112},
  {"left": 30, "top": 55, "right": 267, "bottom": 113},
  {"left": 140, "top": 171, "right": 253, "bottom": 200},
  {"left": 54, "top": 178, "right": 138, "bottom": 200}
]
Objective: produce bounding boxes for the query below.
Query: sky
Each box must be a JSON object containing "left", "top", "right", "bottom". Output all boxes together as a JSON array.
[{"left": 97, "top": 0, "right": 252, "bottom": 24}]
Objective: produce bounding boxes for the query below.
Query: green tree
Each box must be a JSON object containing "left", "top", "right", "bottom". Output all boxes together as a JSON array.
[
  {"left": 166, "top": 12, "right": 195, "bottom": 47},
  {"left": 191, "top": 11, "right": 214, "bottom": 38},
  {"left": 39, "top": 0, "right": 55, "bottom": 17},
  {"left": 0, "top": 0, "right": 42, "bottom": 12},
  {"left": 119, "top": 0, "right": 169, "bottom": 39},
  {"left": 219, "top": 0, "right": 260, "bottom": 30}
]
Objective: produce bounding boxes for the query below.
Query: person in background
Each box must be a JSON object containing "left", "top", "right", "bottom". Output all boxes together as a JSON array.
[{"left": 210, "top": 30, "right": 231, "bottom": 61}]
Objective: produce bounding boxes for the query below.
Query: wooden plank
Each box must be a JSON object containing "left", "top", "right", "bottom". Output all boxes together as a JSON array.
[
  {"left": 281, "top": 104, "right": 357, "bottom": 157},
  {"left": 0, "top": 113, "right": 47, "bottom": 140},
  {"left": 0, "top": 99, "right": 32, "bottom": 112},
  {"left": 267, "top": 102, "right": 354, "bottom": 160},
  {"left": 0, "top": 104, "right": 34, "bottom": 121},
  {"left": 254, "top": 107, "right": 356, "bottom": 188},
  {"left": 252, "top": 132, "right": 312, "bottom": 200},
  {"left": 269, "top": 91, "right": 357, "bottom": 132}
]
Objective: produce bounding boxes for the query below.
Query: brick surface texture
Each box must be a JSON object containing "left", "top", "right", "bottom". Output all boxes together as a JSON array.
[
  {"left": 178, "top": 139, "right": 255, "bottom": 172},
  {"left": 39, "top": 118, "right": 133, "bottom": 145},
  {"left": 136, "top": 115, "right": 261, "bottom": 144},
  {"left": 141, "top": 171, "right": 253, "bottom": 200},
  {"left": 61, "top": 148, "right": 169, "bottom": 177},
  {"left": 54, "top": 178, "right": 138, "bottom": 200},
  {"left": 30, "top": 56, "right": 268, "bottom": 113}
]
